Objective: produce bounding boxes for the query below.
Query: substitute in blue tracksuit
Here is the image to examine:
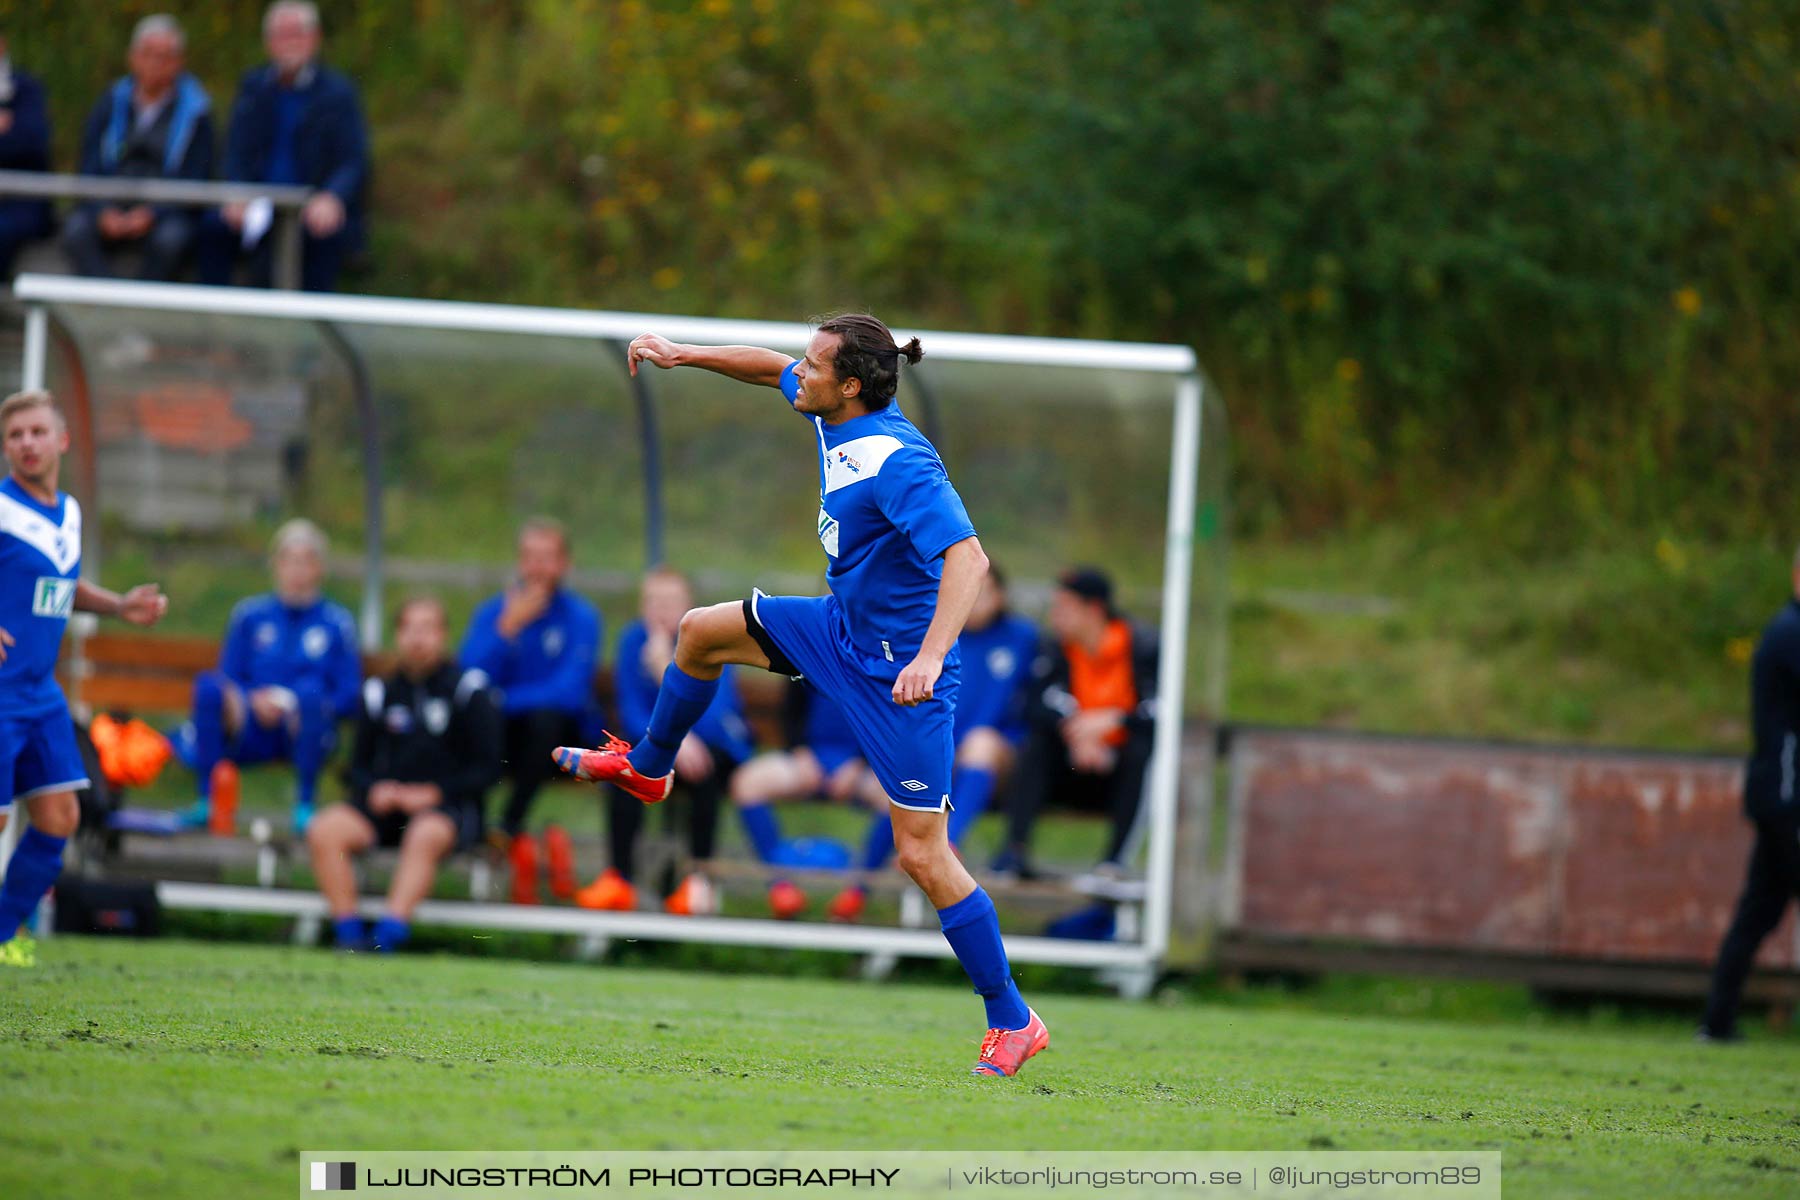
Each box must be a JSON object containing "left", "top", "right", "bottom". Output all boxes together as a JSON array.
[
  {"left": 197, "top": 2, "right": 369, "bottom": 292},
  {"left": 1703, "top": 548, "right": 1800, "bottom": 1040},
  {"left": 459, "top": 518, "right": 600, "bottom": 839},
  {"left": 178, "top": 519, "right": 361, "bottom": 833},
  {"left": 587, "top": 567, "right": 755, "bottom": 913}
]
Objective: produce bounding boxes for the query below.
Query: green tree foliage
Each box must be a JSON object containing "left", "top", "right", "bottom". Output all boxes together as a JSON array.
[{"left": 8, "top": 0, "right": 1798, "bottom": 545}]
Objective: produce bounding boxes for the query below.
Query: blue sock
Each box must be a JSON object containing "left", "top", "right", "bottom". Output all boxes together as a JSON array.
[
  {"left": 332, "top": 915, "right": 367, "bottom": 949},
  {"left": 628, "top": 665, "right": 720, "bottom": 778},
  {"left": 0, "top": 829, "right": 67, "bottom": 942},
  {"left": 738, "top": 804, "right": 782, "bottom": 861},
  {"left": 190, "top": 674, "right": 227, "bottom": 798},
  {"left": 946, "top": 767, "right": 997, "bottom": 845},
  {"left": 371, "top": 914, "right": 411, "bottom": 953},
  {"left": 859, "top": 811, "right": 895, "bottom": 871},
  {"left": 938, "top": 887, "right": 1030, "bottom": 1030}
]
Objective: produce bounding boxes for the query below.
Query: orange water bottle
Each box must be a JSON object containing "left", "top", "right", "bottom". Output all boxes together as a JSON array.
[{"left": 208, "top": 761, "right": 240, "bottom": 836}]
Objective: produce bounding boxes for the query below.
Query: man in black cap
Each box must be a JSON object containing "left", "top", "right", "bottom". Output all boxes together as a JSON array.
[
  {"left": 992, "top": 567, "right": 1159, "bottom": 881},
  {"left": 1701, "top": 546, "right": 1800, "bottom": 1040}
]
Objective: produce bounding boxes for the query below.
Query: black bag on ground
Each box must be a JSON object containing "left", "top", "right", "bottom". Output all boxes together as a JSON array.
[{"left": 52, "top": 877, "right": 162, "bottom": 937}]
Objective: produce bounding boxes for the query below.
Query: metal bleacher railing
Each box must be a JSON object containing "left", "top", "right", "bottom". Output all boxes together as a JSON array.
[{"left": 0, "top": 170, "right": 313, "bottom": 290}]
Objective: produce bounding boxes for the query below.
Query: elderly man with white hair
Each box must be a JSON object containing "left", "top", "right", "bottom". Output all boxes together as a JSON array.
[
  {"left": 198, "top": 1, "right": 369, "bottom": 292},
  {"left": 62, "top": 14, "right": 214, "bottom": 280},
  {"left": 175, "top": 519, "right": 361, "bottom": 834}
]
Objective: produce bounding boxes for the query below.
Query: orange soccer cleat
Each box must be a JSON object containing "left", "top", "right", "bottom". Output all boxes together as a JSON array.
[
  {"left": 574, "top": 867, "right": 638, "bottom": 912},
  {"left": 508, "top": 833, "right": 541, "bottom": 905},
  {"left": 664, "top": 872, "right": 717, "bottom": 917},
  {"left": 552, "top": 735, "right": 673, "bottom": 805},
  {"left": 543, "top": 824, "right": 577, "bottom": 900},
  {"left": 972, "top": 1009, "right": 1050, "bottom": 1078},
  {"left": 767, "top": 879, "right": 808, "bottom": 920},
  {"left": 826, "top": 886, "right": 867, "bottom": 924}
]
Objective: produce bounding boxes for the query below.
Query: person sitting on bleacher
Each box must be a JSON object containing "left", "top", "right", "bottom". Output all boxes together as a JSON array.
[
  {"left": 197, "top": 1, "right": 369, "bottom": 293},
  {"left": 62, "top": 15, "right": 213, "bottom": 282},
  {"left": 458, "top": 517, "right": 600, "bottom": 866},
  {"left": 827, "top": 563, "right": 1041, "bottom": 921},
  {"left": 176, "top": 518, "right": 360, "bottom": 835},
  {"left": 577, "top": 566, "right": 754, "bottom": 916},
  {"left": 992, "top": 566, "right": 1159, "bottom": 884},
  {"left": 306, "top": 595, "right": 500, "bottom": 953},
  {"left": 728, "top": 680, "right": 877, "bottom": 919},
  {"left": 0, "top": 33, "right": 54, "bottom": 280}
]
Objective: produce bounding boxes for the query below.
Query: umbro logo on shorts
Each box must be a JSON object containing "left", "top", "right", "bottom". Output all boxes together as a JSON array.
[{"left": 900, "top": 779, "right": 930, "bottom": 792}]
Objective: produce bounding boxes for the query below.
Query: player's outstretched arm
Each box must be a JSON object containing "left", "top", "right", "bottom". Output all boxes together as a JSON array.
[
  {"left": 894, "top": 536, "right": 990, "bottom": 707},
  {"left": 627, "top": 333, "right": 792, "bottom": 388},
  {"left": 74, "top": 580, "right": 169, "bottom": 628}
]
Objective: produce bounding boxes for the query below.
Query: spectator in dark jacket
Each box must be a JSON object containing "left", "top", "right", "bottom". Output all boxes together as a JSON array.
[
  {"left": 993, "top": 567, "right": 1159, "bottom": 882},
  {"left": 1702, "top": 546, "right": 1800, "bottom": 1040},
  {"left": 62, "top": 16, "right": 213, "bottom": 281},
  {"left": 307, "top": 595, "right": 502, "bottom": 952},
  {"left": 197, "top": 1, "right": 368, "bottom": 292},
  {"left": 0, "top": 35, "right": 54, "bottom": 279}
]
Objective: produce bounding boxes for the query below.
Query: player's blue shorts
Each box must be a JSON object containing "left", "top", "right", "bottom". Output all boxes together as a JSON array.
[
  {"left": 808, "top": 739, "right": 864, "bottom": 779},
  {"left": 1, "top": 700, "right": 91, "bottom": 811},
  {"left": 747, "top": 590, "right": 959, "bottom": 813}
]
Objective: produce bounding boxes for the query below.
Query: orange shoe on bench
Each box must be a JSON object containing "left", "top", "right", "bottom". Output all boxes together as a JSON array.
[
  {"left": 552, "top": 734, "right": 673, "bottom": 805},
  {"left": 574, "top": 867, "right": 637, "bottom": 912}
]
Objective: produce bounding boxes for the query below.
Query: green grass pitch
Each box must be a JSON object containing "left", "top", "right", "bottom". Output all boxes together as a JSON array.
[{"left": 4, "top": 938, "right": 1800, "bottom": 1198}]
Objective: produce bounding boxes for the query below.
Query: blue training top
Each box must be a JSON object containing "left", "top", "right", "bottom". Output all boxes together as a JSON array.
[
  {"left": 614, "top": 618, "right": 754, "bottom": 765},
  {"left": 0, "top": 477, "right": 80, "bottom": 718},
  {"left": 219, "top": 592, "right": 363, "bottom": 721},
  {"left": 778, "top": 360, "right": 977, "bottom": 680},
  {"left": 953, "top": 611, "right": 1041, "bottom": 743},
  {"left": 460, "top": 587, "right": 601, "bottom": 716}
]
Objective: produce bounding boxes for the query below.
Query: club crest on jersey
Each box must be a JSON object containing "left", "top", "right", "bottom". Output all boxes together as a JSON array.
[
  {"left": 423, "top": 698, "right": 451, "bottom": 735},
  {"left": 543, "top": 626, "right": 566, "bottom": 657},
  {"left": 302, "top": 626, "right": 331, "bottom": 659},
  {"left": 816, "top": 508, "right": 840, "bottom": 557},
  {"left": 987, "top": 646, "right": 1018, "bottom": 680},
  {"left": 32, "top": 576, "right": 75, "bottom": 619}
]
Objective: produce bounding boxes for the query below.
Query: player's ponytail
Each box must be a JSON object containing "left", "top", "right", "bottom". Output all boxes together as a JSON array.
[{"left": 813, "top": 313, "right": 920, "bottom": 410}]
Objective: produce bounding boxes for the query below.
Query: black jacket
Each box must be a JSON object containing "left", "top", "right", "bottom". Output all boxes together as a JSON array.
[
  {"left": 1028, "top": 617, "right": 1160, "bottom": 737},
  {"left": 349, "top": 663, "right": 502, "bottom": 813},
  {"left": 1744, "top": 599, "right": 1800, "bottom": 819}
]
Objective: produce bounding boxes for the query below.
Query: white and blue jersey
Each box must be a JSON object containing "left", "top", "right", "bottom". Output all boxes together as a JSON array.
[
  {"left": 745, "top": 362, "right": 978, "bottom": 811},
  {"left": 0, "top": 476, "right": 90, "bottom": 807}
]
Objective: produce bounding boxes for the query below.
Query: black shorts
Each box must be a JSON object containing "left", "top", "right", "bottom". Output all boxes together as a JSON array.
[
  {"left": 350, "top": 799, "right": 482, "bottom": 852},
  {"left": 743, "top": 594, "right": 801, "bottom": 677}
]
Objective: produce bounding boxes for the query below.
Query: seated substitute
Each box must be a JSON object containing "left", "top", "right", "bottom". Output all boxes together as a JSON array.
[
  {"left": 459, "top": 517, "right": 600, "bottom": 851},
  {"left": 729, "top": 678, "right": 878, "bottom": 919},
  {"left": 177, "top": 518, "right": 360, "bottom": 834},
  {"left": 829, "top": 563, "right": 1039, "bottom": 921},
  {"left": 63, "top": 15, "right": 213, "bottom": 281},
  {"left": 197, "top": 1, "right": 369, "bottom": 292},
  {"left": 306, "top": 595, "right": 501, "bottom": 952},
  {"left": 992, "top": 566, "right": 1158, "bottom": 882},
  {"left": 578, "top": 566, "right": 753, "bottom": 915},
  {"left": 0, "top": 33, "right": 55, "bottom": 279}
]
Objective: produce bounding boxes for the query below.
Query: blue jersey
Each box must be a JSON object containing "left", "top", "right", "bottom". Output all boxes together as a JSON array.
[
  {"left": 954, "top": 612, "right": 1040, "bottom": 743},
  {"left": 778, "top": 361, "right": 977, "bottom": 679},
  {"left": 0, "top": 477, "right": 81, "bottom": 717},
  {"left": 460, "top": 587, "right": 601, "bottom": 716},
  {"left": 614, "top": 619, "right": 754, "bottom": 764},
  {"left": 219, "top": 592, "right": 363, "bottom": 720}
]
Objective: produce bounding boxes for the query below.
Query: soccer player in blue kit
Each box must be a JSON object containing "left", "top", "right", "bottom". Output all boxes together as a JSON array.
[
  {"left": 1, "top": 390, "right": 168, "bottom": 967},
  {"left": 554, "top": 314, "right": 1049, "bottom": 1077}
]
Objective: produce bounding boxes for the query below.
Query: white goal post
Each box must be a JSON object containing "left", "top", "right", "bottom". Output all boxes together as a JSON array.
[{"left": 8, "top": 273, "right": 1210, "bottom": 988}]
